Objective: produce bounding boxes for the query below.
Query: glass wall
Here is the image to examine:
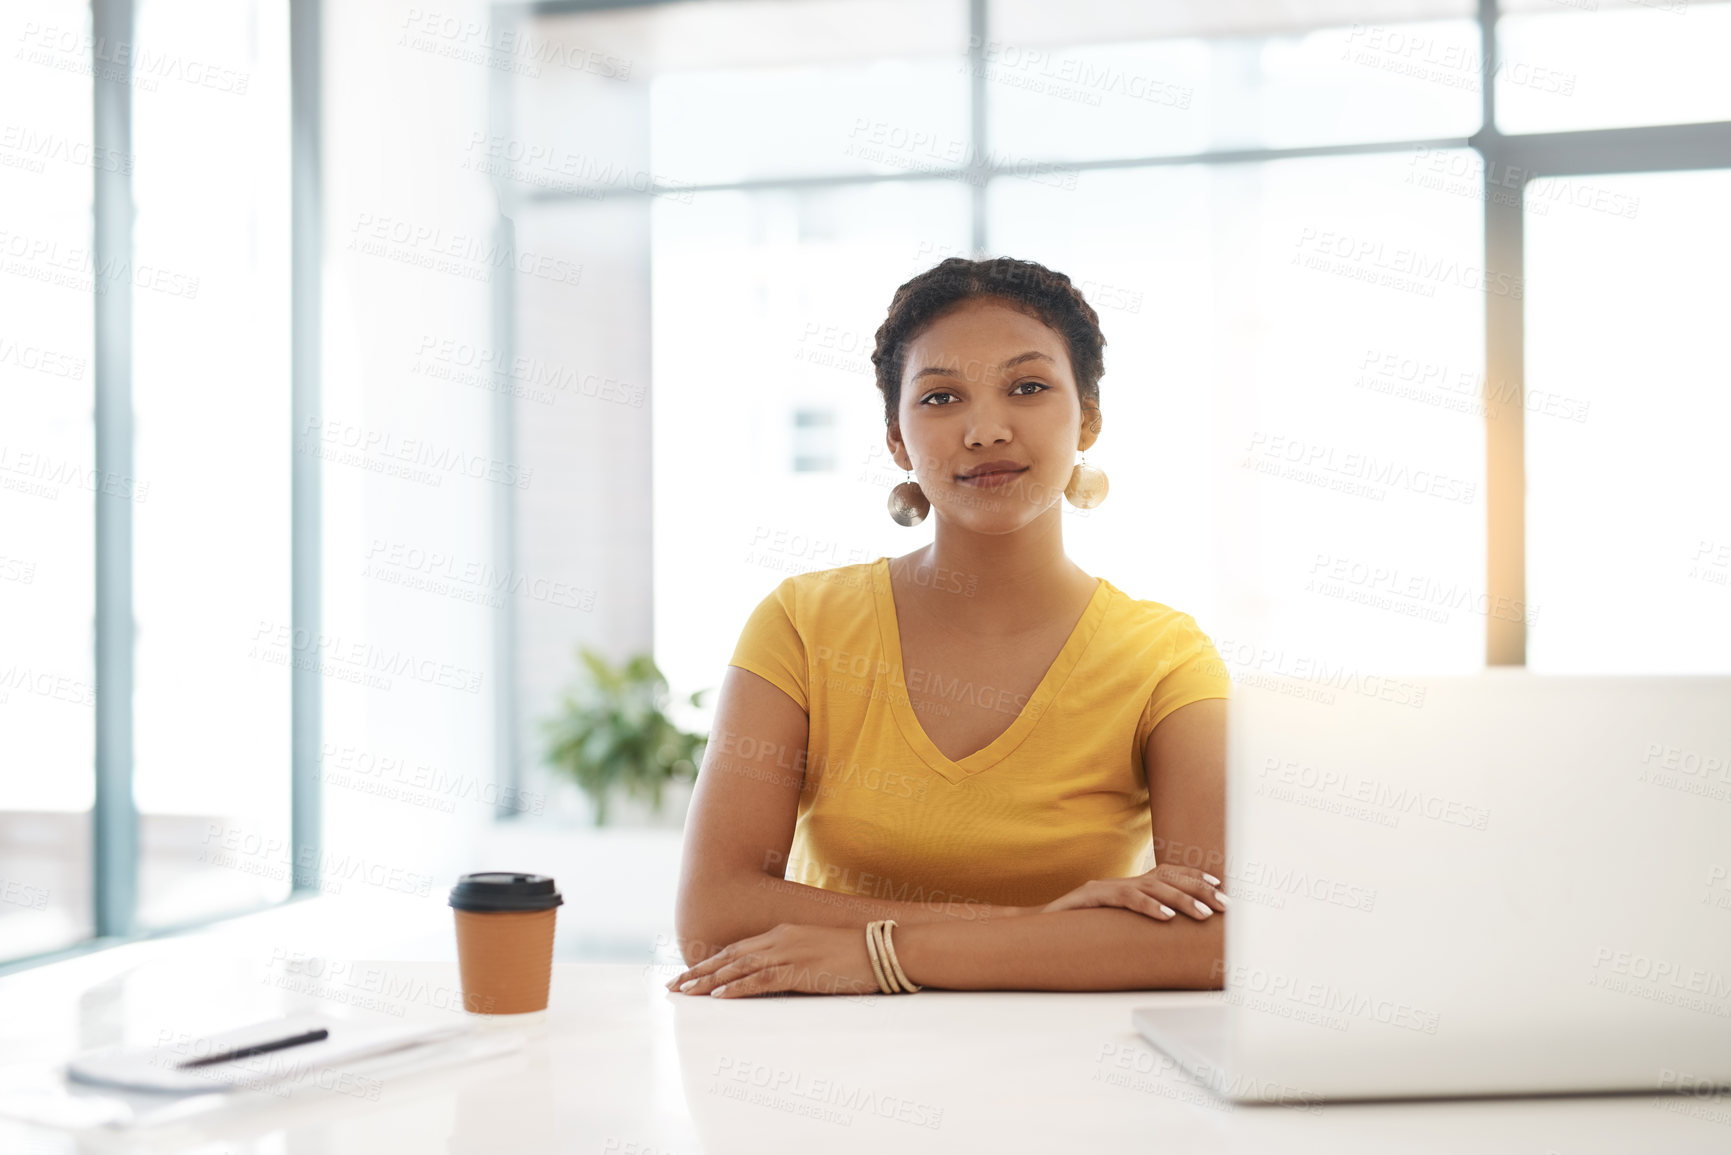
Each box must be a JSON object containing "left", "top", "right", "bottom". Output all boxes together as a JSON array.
[
  {"left": 0, "top": 0, "right": 295, "bottom": 966},
  {"left": 0, "top": 0, "right": 99, "bottom": 961}
]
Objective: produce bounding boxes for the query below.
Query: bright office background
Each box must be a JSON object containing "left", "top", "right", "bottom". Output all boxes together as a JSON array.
[{"left": 3, "top": 0, "right": 1730, "bottom": 968}]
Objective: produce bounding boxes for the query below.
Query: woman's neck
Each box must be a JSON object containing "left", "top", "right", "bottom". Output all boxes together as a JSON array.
[{"left": 890, "top": 511, "right": 1093, "bottom": 639}]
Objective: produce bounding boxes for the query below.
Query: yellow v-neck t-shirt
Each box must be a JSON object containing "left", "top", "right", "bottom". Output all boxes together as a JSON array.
[{"left": 725, "top": 557, "right": 1233, "bottom": 912}]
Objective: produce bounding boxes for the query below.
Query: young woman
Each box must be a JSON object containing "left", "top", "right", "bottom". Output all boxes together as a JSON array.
[{"left": 668, "top": 257, "right": 1231, "bottom": 998}]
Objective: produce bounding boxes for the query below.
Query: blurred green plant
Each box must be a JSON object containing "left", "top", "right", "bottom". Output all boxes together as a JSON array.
[{"left": 542, "top": 647, "right": 710, "bottom": 827}]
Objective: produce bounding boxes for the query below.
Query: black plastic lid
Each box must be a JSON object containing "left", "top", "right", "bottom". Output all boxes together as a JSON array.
[{"left": 448, "top": 872, "right": 563, "bottom": 912}]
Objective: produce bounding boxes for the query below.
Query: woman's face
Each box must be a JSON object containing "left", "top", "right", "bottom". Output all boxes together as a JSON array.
[{"left": 889, "top": 295, "right": 1098, "bottom": 531}]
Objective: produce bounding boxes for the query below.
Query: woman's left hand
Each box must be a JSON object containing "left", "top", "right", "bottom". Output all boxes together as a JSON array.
[{"left": 664, "top": 924, "right": 881, "bottom": 998}]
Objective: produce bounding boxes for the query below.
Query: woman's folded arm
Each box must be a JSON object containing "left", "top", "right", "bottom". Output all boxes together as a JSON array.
[
  {"left": 664, "top": 894, "right": 1220, "bottom": 998},
  {"left": 891, "top": 905, "right": 1224, "bottom": 992}
]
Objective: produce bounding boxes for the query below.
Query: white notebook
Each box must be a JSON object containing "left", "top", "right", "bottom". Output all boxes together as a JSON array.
[
  {"left": 0, "top": 1013, "right": 523, "bottom": 1131},
  {"left": 67, "top": 1013, "right": 478, "bottom": 1094}
]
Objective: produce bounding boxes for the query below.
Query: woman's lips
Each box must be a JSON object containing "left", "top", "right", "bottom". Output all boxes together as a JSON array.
[{"left": 957, "top": 467, "right": 1028, "bottom": 488}]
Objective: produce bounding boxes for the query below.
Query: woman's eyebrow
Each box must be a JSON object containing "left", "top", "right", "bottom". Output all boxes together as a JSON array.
[{"left": 910, "top": 350, "right": 1056, "bottom": 384}]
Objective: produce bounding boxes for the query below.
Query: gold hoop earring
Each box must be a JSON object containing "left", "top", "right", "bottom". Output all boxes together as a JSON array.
[
  {"left": 888, "top": 468, "right": 930, "bottom": 527},
  {"left": 1065, "top": 454, "right": 1109, "bottom": 509}
]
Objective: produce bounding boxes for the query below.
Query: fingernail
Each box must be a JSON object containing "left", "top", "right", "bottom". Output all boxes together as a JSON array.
[
  {"left": 1192, "top": 899, "right": 1211, "bottom": 917},
  {"left": 679, "top": 979, "right": 697, "bottom": 992},
  {"left": 1203, "top": 873, "right": 1220, "bottom": 886},
  {"left": 1215, "top": 891, "right": 1230, "bottom": 908},
  {"left": 1159, "top": 904, "right": 1175, "bottom": 917},
  {"left": 712, "top": 985, "right": 728, "bottom": 996}
]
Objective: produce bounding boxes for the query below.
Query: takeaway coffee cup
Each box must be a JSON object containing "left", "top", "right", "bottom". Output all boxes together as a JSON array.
[{"left": 449, "top": 872, "right": 563, "bottom": 1014}]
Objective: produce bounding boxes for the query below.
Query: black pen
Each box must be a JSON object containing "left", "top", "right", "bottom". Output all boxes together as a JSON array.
[{"left": 177, "top": 1027, "right": 330, "bottom": 1069}]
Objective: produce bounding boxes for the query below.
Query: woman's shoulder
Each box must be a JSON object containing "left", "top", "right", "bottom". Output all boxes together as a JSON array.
[
  {"left": 754, "top": 558, "right": 883, "bottom": 620},
  {"left": 777, "top": 558, "right": 881, "bottom": 598},
  {"left": 1097, "top": 577, "right": 1212, "bottom": 642}
]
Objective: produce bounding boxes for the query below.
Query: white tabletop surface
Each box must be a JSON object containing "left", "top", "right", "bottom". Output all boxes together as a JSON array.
[{"left": 2, "top": 953, "right": 1727, "bottom": 1154}]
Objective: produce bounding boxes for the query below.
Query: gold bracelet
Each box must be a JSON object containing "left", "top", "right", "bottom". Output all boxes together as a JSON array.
[
  {"left": 879, "top": 920, "right": 922, "bottom": 993},
  {"left": 869, "top": 920, "right": 901, "bottom": 993},
  {"left": 864, "top": 920, "right": 894, "bottom": 994}
]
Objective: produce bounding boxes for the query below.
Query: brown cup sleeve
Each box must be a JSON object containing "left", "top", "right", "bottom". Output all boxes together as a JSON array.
[{"left": 453, "top": 907, "right": 558, "bottom": 1013}]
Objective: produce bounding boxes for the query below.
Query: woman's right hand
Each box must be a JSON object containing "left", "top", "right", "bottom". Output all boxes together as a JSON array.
[{"left": 1038, "top": 864, "right": 1229, "bottom": 922}]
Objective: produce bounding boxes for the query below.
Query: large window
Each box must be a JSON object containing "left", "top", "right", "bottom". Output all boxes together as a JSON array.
[
  {"left": 0, "top": 0, "right": 98, "bottom": 962},
  {"left": 0, "top": 0, "right": 303, "bottom": 967}
]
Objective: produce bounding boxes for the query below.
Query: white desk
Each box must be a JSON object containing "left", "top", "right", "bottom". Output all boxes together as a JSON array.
[{"left": 1, "top": 954, "right": 1724, "bottom": 1153}]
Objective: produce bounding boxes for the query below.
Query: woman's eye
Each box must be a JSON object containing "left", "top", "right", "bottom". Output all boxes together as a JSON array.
[
  {"left": 1013, "top": 380, "right": 1049, "bottom": 395},
  {"left": 919, "top": 391, "right": 957, "bottom": 405}
]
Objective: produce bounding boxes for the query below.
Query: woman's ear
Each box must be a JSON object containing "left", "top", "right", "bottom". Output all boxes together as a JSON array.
[
  {"left": 887, "top": 425, "right": 911, "bottom": 471},
  {"left": 1078, "top": 404, "right": 1103, "bottom": 452}
]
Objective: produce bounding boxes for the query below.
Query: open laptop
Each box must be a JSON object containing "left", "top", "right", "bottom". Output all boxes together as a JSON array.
[{"left": 1133, "top": 671, "right": 1731, "bottom": 1104}]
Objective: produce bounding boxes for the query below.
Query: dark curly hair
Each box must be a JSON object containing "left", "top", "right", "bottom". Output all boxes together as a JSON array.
[{"left": 870, "top": 256, "right": 1106, "bottom": 431}]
